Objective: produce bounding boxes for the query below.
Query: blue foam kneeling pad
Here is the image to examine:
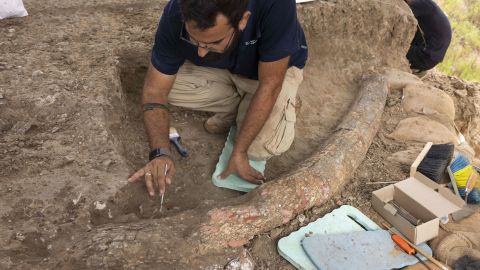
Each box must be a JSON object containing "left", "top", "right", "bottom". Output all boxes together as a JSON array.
[
  {"left": 302, "top": 230, "right": 432, "bottom": 270},
  {"left": 212, "top": 126, "right": 266, "bottom": 193},
  {"left": 277, "top": 205, "right": 432, "bottom": 270}
]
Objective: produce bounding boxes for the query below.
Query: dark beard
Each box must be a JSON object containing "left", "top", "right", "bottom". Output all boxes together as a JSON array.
[{"left": 202, "top": 31, "right": 240, "bottom": 62}]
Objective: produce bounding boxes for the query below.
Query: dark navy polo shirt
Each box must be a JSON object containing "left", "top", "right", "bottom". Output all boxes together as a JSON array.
[
  {"left": 406, "top": 0, "right": 451, "bottom": 71},
  {"left": 151, "top": 0, "right": 308, "bottom": 80}
]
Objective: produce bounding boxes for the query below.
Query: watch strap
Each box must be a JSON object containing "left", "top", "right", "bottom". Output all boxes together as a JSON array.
[{"left": 149, "top": 148, "right": 171, "bottom": 161}]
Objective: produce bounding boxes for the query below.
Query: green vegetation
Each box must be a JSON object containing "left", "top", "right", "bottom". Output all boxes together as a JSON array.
[{"left": 436, "top": 0, "right": 480, "bottom": 81}]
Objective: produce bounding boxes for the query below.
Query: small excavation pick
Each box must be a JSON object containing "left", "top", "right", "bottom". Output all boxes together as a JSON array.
[{"left": 160, "top": 163, "right": 167, "bottom": 212}]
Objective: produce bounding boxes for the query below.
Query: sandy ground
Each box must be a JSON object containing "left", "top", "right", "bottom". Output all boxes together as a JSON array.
[{"left": 1, "top": 0, "right": 478, "bottom": 269}]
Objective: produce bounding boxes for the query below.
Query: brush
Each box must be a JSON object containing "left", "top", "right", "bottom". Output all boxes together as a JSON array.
[
  {"left": 169, "top": 127, "right": 188, "bottom": 157},
  {"left": 389, "top": 201, "right": 421, "bottom": 226},
  {"left": 464, "top": 171, "right": 478, "bottom": 203},
  {"left": 411, "top": 142, "right": 454, "bottom": 183},
  {"left": 458, "top": 188, "right": 480, "bottom": 204},
  {"left": 448, "top": 154, "right": 480, "bottom": 204}
]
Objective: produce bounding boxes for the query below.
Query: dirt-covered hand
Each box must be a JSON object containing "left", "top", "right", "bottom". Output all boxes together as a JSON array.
[
  {"left": 127, "top": 156, "right": 176, "bottom": 196},
  {"left": 220, "top": 152, "right": 265, "bottom": 185}
]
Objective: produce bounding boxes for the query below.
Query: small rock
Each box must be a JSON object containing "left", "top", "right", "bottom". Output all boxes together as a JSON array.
[
  {"left": 98, "top": 243, "right": 108, "bottom": 251},
  {"left": 32, "top": 70, "right": 44, "bottom": 77},
  {"left": 72, "top": 193, "right": 83, "bottom": 205},
  {"left": 466, "top": 84, "right": 476, "bottom": 92},
  {"left": 452, "top": 80, "right": 465, "bottom": 89},
  {"left": 102, "top": 159, "right": 113, "bottom": 167},
  {"left": 290, "top": 219, "right": 299, "bottom": 227},
  {"left": 225, "top": 249, "right": 254, "bottom": 270},
  {"left": 297, "top": 214, "right": 306, "bottom": 225},
  {"left": 0, "top": 93, "right": 4, "bottom": 99},
  {"left": 270, "top": 227, "right": 283, "bottom": 238},
  {"left": 93, "top": 201, "right": 107, "bottom": 210},
  {"left": 312, "top": 207, "right": 323, "bottom": 215},
  {"left": 8, "top": 28, "right": 15, "bottom": 33},
  {"left": 51, "top": 126, "right": 59, "bottom": 133},
  {"left": 454, "top": 89, "right": 468, "bottom": 98},
  {"left": 64, "top": 155, "right": 75, "bottom": 163},
  {"left": 15, "top": 232, "right": 26, "bottom": 241}
]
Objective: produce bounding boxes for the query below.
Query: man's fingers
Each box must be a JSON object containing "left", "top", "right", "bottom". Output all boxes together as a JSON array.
[
  {"left": 166, "top": 163, "right": 175, "bottom": 185},
  {"left": 145, "top": 171, "right": 155, "bottom": 196},
  {"left": 243, "top": 168, "right": 264, "bottom": 185},
  {"left": 250, "top": 168, "right": 265, "bottom": 181},
  {"left": 153, "top": 166, "right": 159, "bottom": 190},
  {"left": 245, "top": 173, "right": 264, "bottom": 185},
  {"left": 220, "top": 167, "right": 232, "bottom": 179},
  {"left": 158, "top": 164, "right": 167, "bottom": 195},
  {"left": 128, "top": 169, "right": 145, "bottom": 182}
]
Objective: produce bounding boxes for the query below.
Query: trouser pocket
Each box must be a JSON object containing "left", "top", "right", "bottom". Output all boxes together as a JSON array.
[{"left": 264, "top": 98, "right": 296, "bottom": 156}]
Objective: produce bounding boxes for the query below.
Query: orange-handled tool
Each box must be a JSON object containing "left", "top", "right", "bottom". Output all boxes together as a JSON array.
[
  {"left": 391, "top": 234, "right": 432, "bottom": 270},
  {"left": 382, "top": 222, "right": 449, "bottom": 270},
  {"left": 392, "top": 234, "right": 414, "bottom": 254}
]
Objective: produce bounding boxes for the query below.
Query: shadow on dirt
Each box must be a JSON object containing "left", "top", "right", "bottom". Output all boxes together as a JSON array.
[{"left": 93, "top": 49, "right": 239, "bottom": 225}]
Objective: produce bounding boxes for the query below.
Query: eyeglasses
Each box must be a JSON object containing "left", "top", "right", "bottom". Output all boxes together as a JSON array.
[{"left": 179, "top": 23, "right": 236, "bottom": 54}]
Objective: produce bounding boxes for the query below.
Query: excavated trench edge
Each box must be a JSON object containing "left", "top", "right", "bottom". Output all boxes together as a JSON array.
[{"left": 66, "top": 73, "right": 388, "bottom": 269}]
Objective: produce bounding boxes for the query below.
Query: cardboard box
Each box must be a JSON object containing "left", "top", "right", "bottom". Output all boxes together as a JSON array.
[{"left": 372, "top": 172, "right": 465, "bottom": 245}]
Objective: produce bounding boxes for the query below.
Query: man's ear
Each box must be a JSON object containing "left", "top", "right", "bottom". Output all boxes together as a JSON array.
[{"left": 238, "top": 11, "right": 251, "bottom": 31}]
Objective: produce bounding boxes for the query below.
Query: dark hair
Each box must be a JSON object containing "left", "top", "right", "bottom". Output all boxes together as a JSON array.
[{"left": 179, "top": 0, "right": 248, "bottom": 30}]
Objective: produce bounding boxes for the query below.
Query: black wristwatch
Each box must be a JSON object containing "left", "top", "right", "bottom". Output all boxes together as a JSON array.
[{"left": 149, "top": 148, "right": 172, "bottom": 161}]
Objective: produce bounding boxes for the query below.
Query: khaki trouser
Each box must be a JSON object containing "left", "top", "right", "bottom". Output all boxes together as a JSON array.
[{"left": 168, "top": 61, "right": 304, "bottom": 160}]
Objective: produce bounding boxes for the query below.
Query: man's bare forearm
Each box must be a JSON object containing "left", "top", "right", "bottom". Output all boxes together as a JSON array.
[
  {"left": 232, "top": 57, "right": 289, "bottom": 156},
  {"left": 232, "top": 84, "right": 280, "bottom": 155},
  {"left": 143, "top": 108, "right": 170, "bottom": 150},
  {"left": 142, "top": 63, "right": 176, "bottom": 151}
]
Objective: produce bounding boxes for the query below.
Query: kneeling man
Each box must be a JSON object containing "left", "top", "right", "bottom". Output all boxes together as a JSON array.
[{"left": 129, "top": 0, "right": 308, "bottom": 196}]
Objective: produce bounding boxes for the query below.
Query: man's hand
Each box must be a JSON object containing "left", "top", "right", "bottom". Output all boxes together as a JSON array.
[
  {"left": 128, "top": 156, "right": 176, "bottom": 196},
  {"left": 220, "top": 151, "right": 264, "bottom": 184},
  {"left": 136, "top": 63, "right": 176, "bottom": 195}
]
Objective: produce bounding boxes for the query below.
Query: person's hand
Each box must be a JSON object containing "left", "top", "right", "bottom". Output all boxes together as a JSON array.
[
  {"left": 220, "top": 151, "right": 265, "bottom": 184},
  {"left": 127, "top": 156, "right": 176, "bottom": 196}
]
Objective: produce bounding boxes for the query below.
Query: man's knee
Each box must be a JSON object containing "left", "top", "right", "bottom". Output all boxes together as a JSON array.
[{"left": 168, "top": 63, "right": 240, "bottom": 113}]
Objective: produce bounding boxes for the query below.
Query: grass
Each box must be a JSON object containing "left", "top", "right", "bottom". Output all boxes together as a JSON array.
[{"left": 435, "top": 0, "right": 480, "bottom": 81}]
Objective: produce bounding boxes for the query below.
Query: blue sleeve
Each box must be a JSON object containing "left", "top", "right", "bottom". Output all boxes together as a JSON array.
[
  {"left": 258, "top": 0, "right": 301, "bottom": 62},
  {"left": 151, "top": 3, "right": 185, "bottom": 75}
]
